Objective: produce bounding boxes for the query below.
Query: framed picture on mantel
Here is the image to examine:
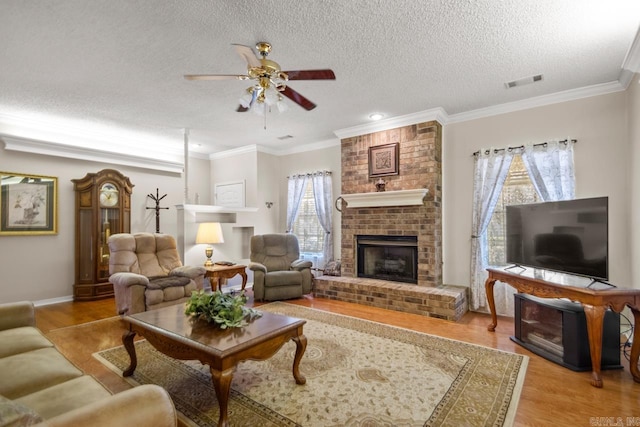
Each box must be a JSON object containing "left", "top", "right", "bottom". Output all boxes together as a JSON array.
[{"left": 369, "top": 143, "right": 399, "bottom": 177}]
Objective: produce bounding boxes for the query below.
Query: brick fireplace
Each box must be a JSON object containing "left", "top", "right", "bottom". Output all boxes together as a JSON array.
[
  {"left": 340, "top": 121, "right": 442, "bottom": 285},
  {"left": 314, "top": 120, "right": 468, "bottom": 320}
]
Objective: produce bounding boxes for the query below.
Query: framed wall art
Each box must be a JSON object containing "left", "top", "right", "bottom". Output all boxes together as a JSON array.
[
  {"left": 0, "top": 172, "right": 58, "bottom": 235},
  {"left": 214, "top": 180, "right": 246, "bottom": 208},
  {"left": 369, "top": 142, "right": 399, "bottom": 177}
]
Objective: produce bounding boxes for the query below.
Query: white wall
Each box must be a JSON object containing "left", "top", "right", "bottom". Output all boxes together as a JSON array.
[
  {"left": 443, "top": 91, "right": 632, "bottom": 288},
  {"left": 629, "top": 74, "right": 640, "bottom": 287},
  {"left": 205, "top": 149, "right": 279, "bottom": 263},
  {"left": 255, "top": 151, "right": 281, "bottom": 234},
  {"left": 0, "top": 146, "right": 212, "bottom": 303}
]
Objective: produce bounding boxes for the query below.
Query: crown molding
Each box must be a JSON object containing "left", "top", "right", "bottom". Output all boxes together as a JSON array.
[
  {"left": 333, "top": 108, "right": 449, "bottom": 140},
  {"left": 0, "top": 112, "right": 184, "bottom": 157},
  {"left": 1, "top": 135, "right": 184, "bottom": 174},
  {"left": 270, "top": 138, "right": 341, "bottom": 155},
  {"left": 331, "top": 78, "right": 628, "bottom": 137},
  {"left": 446, "top": 80, "right": 627, "bottom": 124},
  {"left": 207, "top": 144, "right": 284, "bottom": 159},
  {"left": 207, "top": 138, "right": 341, "bottom": 159},
  {"left": 187, "top": 150, "right": 212, "bottom": 161},
  {"left": 208, "top": 144, "right": 259, "bottom": 160},
  {"left": 622, "top": 27, "right": 640, "bottom": 73},
  {"left": 255, "top": 144, "right": 282, "bottom": 156},
  {"left": 618, "top": 68, "right": 635, "bottom": 89}
]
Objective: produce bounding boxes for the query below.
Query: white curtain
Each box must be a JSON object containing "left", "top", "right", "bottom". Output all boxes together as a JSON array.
[
  {"left": 470, "top": 148, "right": 515, "bottom": 310},
  {"left": 311, "top": 171, "right": 334, "bottom": 266},
  {"left": 286, "top": 174, "right": 308, "bottom": 233},
  {"left": 473, "top": 141, "right": 576, "bottom": 315},
  {"left": 521, "top": 140, "right": 575, "bottom": 201}
]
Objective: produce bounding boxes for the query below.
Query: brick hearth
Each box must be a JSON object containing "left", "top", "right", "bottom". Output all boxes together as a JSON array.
[{"left": 313, "top": 276, "right": 468, "bottom": 321}]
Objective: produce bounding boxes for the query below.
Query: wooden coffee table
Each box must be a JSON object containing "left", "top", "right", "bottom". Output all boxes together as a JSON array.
[{"left": 121, "top": 304, "right": 307, "bottom": 427}]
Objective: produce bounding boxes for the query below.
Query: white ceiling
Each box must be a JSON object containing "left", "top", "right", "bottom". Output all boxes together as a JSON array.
[{"left": 1, "top": 0, "right": 639, "bottom": 159}]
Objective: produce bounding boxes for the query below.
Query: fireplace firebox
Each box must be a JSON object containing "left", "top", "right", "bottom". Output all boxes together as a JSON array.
[{"left": 357, "top": 235, "right": 418, "bottom": 284}]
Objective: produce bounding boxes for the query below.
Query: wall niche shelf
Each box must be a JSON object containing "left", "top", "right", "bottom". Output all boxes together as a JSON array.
[
  {"left": 175, "top": 204, "right": 259, "bottom": 265},
  {"left": 340, "top": 189, "right": 428, "bottom": 208},
  {"left": 176, "top": 204, "right": 258, "bottom": 223},
  {"left": 177, "top": 204, "right": 258, "bottom": 214}
]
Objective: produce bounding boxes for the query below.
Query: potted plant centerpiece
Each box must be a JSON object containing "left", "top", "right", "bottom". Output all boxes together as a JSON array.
[{"left": 185, "top": 290, "right": 262, "bottom": 329}]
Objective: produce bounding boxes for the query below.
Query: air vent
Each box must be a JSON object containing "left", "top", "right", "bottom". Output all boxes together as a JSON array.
[
  {"left": 277, "top": 135, "right": 294, "bottom": 140},
  {"left": 505, "top": 74, "right": 544, "bottom": 89}
]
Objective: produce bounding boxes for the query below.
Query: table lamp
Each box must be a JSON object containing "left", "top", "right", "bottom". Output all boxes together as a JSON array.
[{"left": 195, "top": 222, "right": 224, "bottom": 267}]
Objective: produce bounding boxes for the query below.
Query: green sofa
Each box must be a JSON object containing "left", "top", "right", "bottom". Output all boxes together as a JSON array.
[{"left": 0, "top": 301, "right": 177, "bottom": 427}]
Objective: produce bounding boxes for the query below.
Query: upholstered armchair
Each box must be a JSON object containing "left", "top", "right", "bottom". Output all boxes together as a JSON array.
[
  {"left": 108, "top": 232, "right": 206, "bottom": 315},
  {"left": 248, "top": 234, "right": 313, "bottom": 301}
]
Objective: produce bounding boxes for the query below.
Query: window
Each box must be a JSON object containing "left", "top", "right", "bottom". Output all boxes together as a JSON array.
[
  {"left": 487, "top": 155, "right": 540, "bottom": 266},
  {"left": 292, "top": 181, "right": 325, "bottom": 254}
]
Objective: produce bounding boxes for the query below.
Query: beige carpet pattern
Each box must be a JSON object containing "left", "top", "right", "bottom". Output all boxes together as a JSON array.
[{"left": 94, "top": 303, "right": 528, "bottom": 426}]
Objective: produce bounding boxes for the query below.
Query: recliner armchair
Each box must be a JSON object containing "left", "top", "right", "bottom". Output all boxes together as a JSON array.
[
  {"left": 108, "top": 232, "right": 206, "bottom": 315},
  {"left": 248, "top": 234, "right": 313, "bottom": 301}
]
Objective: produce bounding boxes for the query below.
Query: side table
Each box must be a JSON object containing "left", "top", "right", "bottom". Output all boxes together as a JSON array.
[{"left": 204, "top": 264, "right": 247, "bottom": 292}]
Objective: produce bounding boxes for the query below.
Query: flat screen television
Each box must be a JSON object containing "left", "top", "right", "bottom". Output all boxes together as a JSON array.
[{"left": 505, "top": 197, "right": 608, "bottom": 280}]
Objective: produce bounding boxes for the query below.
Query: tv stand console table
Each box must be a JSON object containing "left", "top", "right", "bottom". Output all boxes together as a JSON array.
[{"left": 485, "top": 267, "right": 640, "bottom": 388}]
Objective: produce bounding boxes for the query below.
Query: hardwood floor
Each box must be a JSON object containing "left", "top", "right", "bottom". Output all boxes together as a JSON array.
[{"left": 35, "top": 294, "right": 639, "bottom": 426}]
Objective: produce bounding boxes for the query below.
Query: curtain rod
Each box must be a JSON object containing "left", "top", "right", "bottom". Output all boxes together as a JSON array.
[
  {"left": 472, "top": 139, "right": 577, "bottom": 157},
  {"left": 287, "top": 170, "right": 332, "bottom": 179}
]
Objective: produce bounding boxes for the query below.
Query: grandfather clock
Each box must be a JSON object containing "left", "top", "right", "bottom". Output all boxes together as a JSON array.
[{"left": 72, "top": 169, "right": 133, "bottom": 300}]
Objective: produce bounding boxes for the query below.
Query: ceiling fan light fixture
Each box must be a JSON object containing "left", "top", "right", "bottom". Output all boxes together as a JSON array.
[
  {"left": 264, "top": 87, "right": 279, "bottom": 106},
  {"left": 239, "top": 90, "right": 254, "bottom": 108},
  {"left": 276, "top": 98, "right": 289, "bottom": 113},
  {"left": 252, "top": 102, "right": 266, "bottom": 116}
]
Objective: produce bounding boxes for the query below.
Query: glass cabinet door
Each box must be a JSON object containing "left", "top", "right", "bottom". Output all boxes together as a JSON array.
[
  {"left": 98, "top": 208, "right": 120, "bottom": 280},
  {"left": 78, "top": 209, "right": 94, "bottom": 282}
]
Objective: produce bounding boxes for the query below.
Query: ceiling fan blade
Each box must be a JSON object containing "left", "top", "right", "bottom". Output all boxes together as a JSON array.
[
  {"left": 184, "top": 74, "right": 248, "bottom": 81},
  {"left": 283, "top": 69, "right": 336, "bottom": 80},
  {"left": 232, "top": 44, "right": 261, "bottom": 68},
  {"left": 281, "top": 86, "right": 317, "bottom": 110}
]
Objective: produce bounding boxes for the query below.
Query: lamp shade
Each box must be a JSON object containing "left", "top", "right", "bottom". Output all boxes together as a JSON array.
[{"left": 196, "top": 222, "right": 224, "bottom": 244}]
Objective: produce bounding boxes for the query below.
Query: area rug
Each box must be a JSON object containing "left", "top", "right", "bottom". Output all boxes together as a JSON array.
[{"left": 94, "top": 303, "right": 528, "bottom": 427}]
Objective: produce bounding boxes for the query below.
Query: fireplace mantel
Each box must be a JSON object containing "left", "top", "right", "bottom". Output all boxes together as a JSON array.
[{"left": 340, "top": 189, "right": 428, "bottom": 208}]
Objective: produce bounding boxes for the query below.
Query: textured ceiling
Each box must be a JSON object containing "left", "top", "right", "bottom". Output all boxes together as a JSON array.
[{"left": 1, "top": 0, "right": 639, "bottom": 156}]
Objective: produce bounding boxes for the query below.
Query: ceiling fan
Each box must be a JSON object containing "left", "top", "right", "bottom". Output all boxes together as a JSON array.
[{"left": 184, "top": 42, "right": 335, "bottom": 112}]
